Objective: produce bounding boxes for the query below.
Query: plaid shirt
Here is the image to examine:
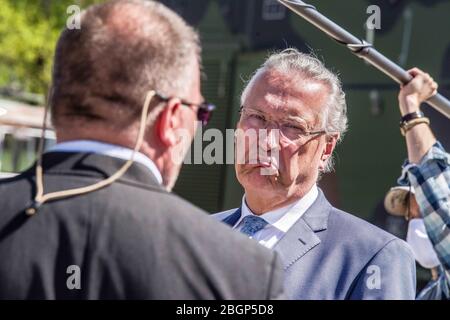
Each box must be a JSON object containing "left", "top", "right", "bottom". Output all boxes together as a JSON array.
[{"left": 398, "top": 141, "right": 450, "bottom": 296}]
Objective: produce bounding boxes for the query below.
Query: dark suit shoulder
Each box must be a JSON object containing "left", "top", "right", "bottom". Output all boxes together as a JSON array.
[
  {"left": 84, "top": 181, "right": 282, "bottom": 299},
  {"left": 0, "top": 171, "right": 283, "bottom": 299},
  {"left": 131, "top": 186, "right": 281, "bottom": 276},
  {"left": 327, "top": 207, "right": 405, "bottom": 257}
]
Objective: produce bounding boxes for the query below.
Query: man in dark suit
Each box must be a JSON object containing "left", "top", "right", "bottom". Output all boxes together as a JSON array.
[
  {"left": 214, "top": 49, "right": 416, "bottom": 299},
  {"left": 0, "top": 0, "right": 284, "bottom": 299}
]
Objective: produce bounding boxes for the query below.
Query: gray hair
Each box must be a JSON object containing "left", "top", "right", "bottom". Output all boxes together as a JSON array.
[
  {"left": 51, "top": 0, "right": 200, "bottom": 128},
  {"left": 241, "top": 48, "right": 348, "bottom": 173}
]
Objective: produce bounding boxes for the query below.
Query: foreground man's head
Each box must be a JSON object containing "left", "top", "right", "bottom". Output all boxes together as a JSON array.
[
  {"left": 0, "top": 0, "right": 288, "bottom": 300},
  {"left": 50, "top": 0, "right": 203, "bottom": 190}
]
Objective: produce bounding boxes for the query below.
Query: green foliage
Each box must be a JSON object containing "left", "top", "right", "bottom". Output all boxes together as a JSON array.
[{"left": 0, "top": 0, "right": 103, "bottom": 95}]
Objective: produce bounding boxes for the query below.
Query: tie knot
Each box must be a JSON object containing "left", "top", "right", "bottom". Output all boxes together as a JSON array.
[{"left": 240, "top": 215, "right": 268, "bottom": 237}]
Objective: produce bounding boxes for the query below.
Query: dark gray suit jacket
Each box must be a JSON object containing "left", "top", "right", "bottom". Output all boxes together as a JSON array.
[
  {"left": 215, "top": 189, "right": 417, "bottom": 300},
  {"left": 0, "top": 152, "right": 284, "bottom": 299}
]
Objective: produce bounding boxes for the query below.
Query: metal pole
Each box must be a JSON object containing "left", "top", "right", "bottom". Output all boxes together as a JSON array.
[{"left": 278, "top": 0, "right": 450, "bottom": 119}]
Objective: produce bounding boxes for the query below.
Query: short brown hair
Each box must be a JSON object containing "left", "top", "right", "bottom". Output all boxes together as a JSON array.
[{"left": 50, "top": 0, "right": 200, "bottom": 129}]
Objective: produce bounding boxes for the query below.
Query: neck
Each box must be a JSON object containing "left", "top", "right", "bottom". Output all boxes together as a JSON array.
[
  {"left": 244, "top": 185, "right": 314, "bottom": 215},
  {"left": 56, "top": 127, "right": 166, "bottom": 182}
]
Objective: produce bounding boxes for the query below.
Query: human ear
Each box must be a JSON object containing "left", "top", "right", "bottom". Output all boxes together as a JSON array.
[
  {"left": 319, "top": 134, "right": 339, "bottom": 170},
  {"left": 156, "top": 98, "right": 182, "bottom": 147}
]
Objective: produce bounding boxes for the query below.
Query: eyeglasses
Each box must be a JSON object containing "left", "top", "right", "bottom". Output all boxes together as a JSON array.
[
  {"left": 239, "top": 106, "right": 328, "bottom": 143},
  {"left": 155, "top": 92, "right": 215, "bottom": 127}
]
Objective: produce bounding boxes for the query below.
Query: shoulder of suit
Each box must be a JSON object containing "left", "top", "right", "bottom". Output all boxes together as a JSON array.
[
  {"left": 201, "top": 208, "right": 278, "bottom": 259},
  {"left": 127, "top": 196, "right": 272, "bottom": 260},
  {"left": 214, "top": 205, "right": 401, "bottom": 246},
  {"left": 327, "top": 206, "right": 409, "bottom": 255}
]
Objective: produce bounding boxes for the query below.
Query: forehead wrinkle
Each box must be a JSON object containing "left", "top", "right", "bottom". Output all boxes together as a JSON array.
[
  {"left": 285, "top": 114, "right": 308, "bottom": 125},
  {"left": 270, "top": 71, "right": 330, "bottom": 128},
  {"left": 244, "top": 106, "right": 311, "bottom": 130},
  {"left": 245, "top": 70, "right": 330, "bottom": 128}
]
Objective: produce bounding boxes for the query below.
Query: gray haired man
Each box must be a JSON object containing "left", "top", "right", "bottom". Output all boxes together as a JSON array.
[{"left": 214, "top": 49, "right": 416, "bottom": 299}]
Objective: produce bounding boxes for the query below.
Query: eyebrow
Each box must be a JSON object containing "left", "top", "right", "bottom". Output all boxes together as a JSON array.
[
  {"left": 242, "top": 106, "right": 311, "bottom": 127},
  {"left": 284, "top": 114, "right": 308, "bottom": 125}
]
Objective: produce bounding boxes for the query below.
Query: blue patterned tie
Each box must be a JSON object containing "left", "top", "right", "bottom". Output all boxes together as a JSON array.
[{"left": 240, "top": 215, "right": 268, "bottom": 237}]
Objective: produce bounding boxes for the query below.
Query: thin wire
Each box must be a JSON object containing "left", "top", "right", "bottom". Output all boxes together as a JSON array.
[
  {"left": 34, "top": 86, "right": 52, "bottom": 202},
  {"left": 26, "top": 90, "right": 156, "bottom": 216}
]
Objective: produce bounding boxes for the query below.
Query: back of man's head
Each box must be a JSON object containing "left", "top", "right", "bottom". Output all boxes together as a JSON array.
[{"left": 50, "top": 0, "right": 200, "bottom": 131}]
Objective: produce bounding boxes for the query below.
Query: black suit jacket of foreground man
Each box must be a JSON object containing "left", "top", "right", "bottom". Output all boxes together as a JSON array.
[{"left": 0, "top": 152, "right": 285, "bottom": 299}]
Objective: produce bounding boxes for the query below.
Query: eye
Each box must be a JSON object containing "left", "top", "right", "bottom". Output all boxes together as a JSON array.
[
  {"left": 284, "top": 123, "right": 305, "bottom": 132},
  {"left": 282, "top": 124, "right": 308, "bottom": 139},
  {"left": 247, "top": 113, "right": 266, "bottom": 123}
]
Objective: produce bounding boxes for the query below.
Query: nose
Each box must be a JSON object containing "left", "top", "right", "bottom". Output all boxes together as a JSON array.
[{"left": 258, "top": 126, "right": 280, "bottom": 152}]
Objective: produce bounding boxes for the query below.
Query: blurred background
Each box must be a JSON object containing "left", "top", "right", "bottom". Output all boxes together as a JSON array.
[{"left": 1, "top": 0, "right": 450, "bottom": 289}]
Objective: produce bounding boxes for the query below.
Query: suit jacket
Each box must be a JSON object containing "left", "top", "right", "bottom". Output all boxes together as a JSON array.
[
  {"left": 0, "top": 152, "right": 285, "bottom": 299},
  {"left": 214, "top": 189, "right": 416, "bottom": 300}
]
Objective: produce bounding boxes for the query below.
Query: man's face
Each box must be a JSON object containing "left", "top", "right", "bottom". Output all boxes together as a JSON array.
[
  {"left": 163, "top": 61, "right": 203, "bottom": 190},
  {"left": 407, "top": 194, "right": 421, "bottom": 219},
  {"left": 235, "top": 70, "right": 337, "bottom": 199},
  {"left": 178, "top": 61, "right": 204, "bottom": 142}
]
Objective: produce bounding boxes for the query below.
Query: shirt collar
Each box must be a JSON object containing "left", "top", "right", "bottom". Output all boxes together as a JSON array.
[
  {"left": 47, "top": 140, "right": 163, "bottom": 185},
  {"left": 239, "top": 184, "right": 319, "bottom": 233}
]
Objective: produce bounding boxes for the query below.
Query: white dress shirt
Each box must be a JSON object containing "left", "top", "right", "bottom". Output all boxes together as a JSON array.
[
  {"left": 48, "top": 140, "right": 163, "bottom": 184},
  {"left": 233, "top": 185, "right": 319, "bottom": 249}
]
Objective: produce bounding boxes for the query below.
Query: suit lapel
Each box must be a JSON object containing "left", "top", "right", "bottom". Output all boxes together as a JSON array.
[
  {"left": 273, "top": 218, "right": 320, "bottom": 270},
  {"left": 273, "top": 189, "right": 331, "bottom": 270},
  {"left": 222, "top": 208, "right": 242, "bottom": 227},
  {"left": 220, "top": 207, "right": 320, "bottom": 269}
]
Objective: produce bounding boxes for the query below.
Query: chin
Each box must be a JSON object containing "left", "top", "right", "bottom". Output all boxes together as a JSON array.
[
  {"left": 162, "top": 167, "right": 181, "bottom": 192},
  {"left": 238, "top": 167, "right": 281, "bottom": 192}
]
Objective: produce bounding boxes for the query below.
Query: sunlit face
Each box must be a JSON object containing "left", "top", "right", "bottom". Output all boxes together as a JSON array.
[
  {"left": 407, "top": 194, "right": 421, "bottom": 219},
  {"left": 235, "top": 70, "right": 337, "bottom": 199},
  {"left": 163, "top": 60, "right": 203, "bottom": 190},
  {"left": 179, "top": 60, "right": 204, "bottom": 141}
]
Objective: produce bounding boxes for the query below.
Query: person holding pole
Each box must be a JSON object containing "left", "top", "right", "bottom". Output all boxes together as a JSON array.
[{"left": 385, "top": 68, "right": 450, "bottom": 300}]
